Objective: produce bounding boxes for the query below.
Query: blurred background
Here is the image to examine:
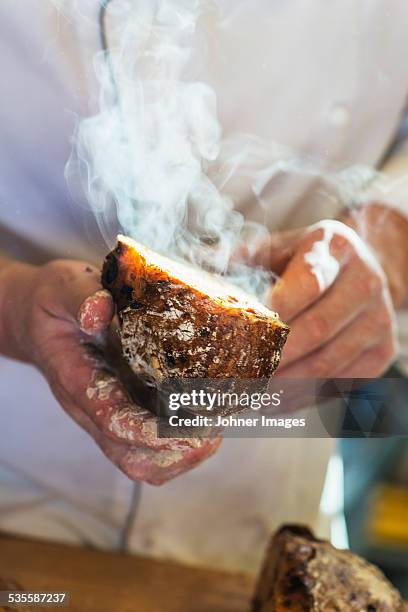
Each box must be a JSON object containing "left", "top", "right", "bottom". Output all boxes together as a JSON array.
[{"left": 342, "top": 368, "right": 408, "bottom": 597}]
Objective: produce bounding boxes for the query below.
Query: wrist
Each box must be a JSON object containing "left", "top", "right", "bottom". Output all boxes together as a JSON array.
[
  {"left": 0, "top": 259, "right": 41, "bottom": 363},
  {"left": 339, "top": 203, "right": 408, "bottom": 308}
]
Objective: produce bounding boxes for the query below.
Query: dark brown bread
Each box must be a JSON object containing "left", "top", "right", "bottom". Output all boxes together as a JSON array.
[
  {"left": 252, "top": 525, "right": 405, "bottom": 611},
  {"left": 102, "top": 235, "right": 289, "bottom": 384}
]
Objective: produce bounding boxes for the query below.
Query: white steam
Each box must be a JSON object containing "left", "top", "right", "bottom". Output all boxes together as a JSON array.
[
  {"left": 71, "top": 0, "right": 382, "bottom": 300},
  {"left": 72, "top": 0, "right": 272, "bottom": 296}
]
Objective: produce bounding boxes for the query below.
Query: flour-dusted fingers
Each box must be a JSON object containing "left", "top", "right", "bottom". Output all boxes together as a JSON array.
[
  {"left": 114, "top": 438, "right": 223, "bottom": 486},
  {"left": 22, "top": 257, "right": 223, "bottom": 479},
  {"left": 269, "top": 220, "right": 383, "bottom": 323},
  {"left": 269, "top": 224, "right": 344, "bottom": 322},
  {"left": 1, "top": 256, "right": 224, "bottom": 482},
  {"left": 276, "top": 297, "right": 395, "bottom": 378},
  {"left": 77, "top": 289, "right": 114, "bottom": 336},
  {"left": 269, "top": 219, "right": 396, "bottom": 379},
  {"left": 41, "top": 332, "right": 218, "bottom": 453},
  {"left": 59, "top": 392, "right": 222, "bottom": 485},
  {"left": 278, "top": 260, "right": 385, "bottom": 369}
]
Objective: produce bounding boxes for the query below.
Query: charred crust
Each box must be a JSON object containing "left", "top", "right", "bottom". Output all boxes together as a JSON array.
[
  {"left": 102, "top": 252, "right": 118, "bottom": 286},
  {"left": 252, "top": 525, "right": 405, "bottom": 611},
  {"left": 156, "top": 279, "right": 171, "bottom": 290},
  {"left": 165, "top": 353, "right": 176, "bottom": 367},
  {"left": 143, "top": 282, "right": 163, "bottom": 299},
  {"left": 285, "top": 574, "right": 307, "bottom": 594},
  {"left": 276, "top": 524, "right": 316, "bottom": 540},
  {"left": 115, "top": 242, "right": 125, "bottom": 256},
  {"left": 120, "top": 284, "right": 134, "bottom": 299}
]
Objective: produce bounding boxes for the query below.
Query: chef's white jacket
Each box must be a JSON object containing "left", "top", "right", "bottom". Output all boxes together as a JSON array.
[{"left": 0, "top": 0, "right": 408, "bottom": 572}]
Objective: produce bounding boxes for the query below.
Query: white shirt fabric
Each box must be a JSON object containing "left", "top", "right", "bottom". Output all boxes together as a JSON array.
[{"left": 0, "top": 0, "right": 408, "bottom": 572}]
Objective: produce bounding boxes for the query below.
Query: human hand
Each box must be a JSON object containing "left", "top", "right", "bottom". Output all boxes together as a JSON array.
[
  {"left": 257, "top": 219, "right": 397, "bottom": 378},
  {"left": 1, "top": 258, "right": 220, "bottom": 484}
]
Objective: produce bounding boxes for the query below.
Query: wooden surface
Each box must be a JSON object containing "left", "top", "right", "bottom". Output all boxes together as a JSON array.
[{"left": 0, "top": 535, "right": 255, "bottom": 612}]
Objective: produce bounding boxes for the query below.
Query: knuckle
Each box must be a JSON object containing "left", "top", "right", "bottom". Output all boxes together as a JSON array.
[
  {"left": 363, "top": 305, "right": 392, "bottom": 338},
  {"left": 32, "top": 260, "right": 72, "bottom": 307},
  {"left": 42, "top": 259, "right": 70, "bottom": 278},
  {"left": 43, "top": 259, "right": 84, "bottom": 291},
  {"left": 366, "top": 271, "right": 384, "bottom": 295},
  {"left": 355, "top": 269, "right": 382, "bottom": 299},
  {"left": 374, "top": 305, "right": 393, "bottom": 330}
]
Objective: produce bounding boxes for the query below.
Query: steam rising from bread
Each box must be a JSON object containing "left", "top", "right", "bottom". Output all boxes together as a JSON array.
[
  {"left": 69, "top": 0, "right": 270, "bottom": 296},
  {"left": 67, "top": 0, "right": 384, "bottom": 300}
]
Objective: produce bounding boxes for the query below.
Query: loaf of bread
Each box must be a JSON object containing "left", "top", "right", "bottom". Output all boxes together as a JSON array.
[
  {"left": 252, "top": 525, "right": 405, "bottom": 611},
  {"left": 102, "top": 235, "right": 289, "bottom": 385}
]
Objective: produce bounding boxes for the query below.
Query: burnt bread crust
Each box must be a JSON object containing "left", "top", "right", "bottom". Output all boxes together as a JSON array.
[
  {"left": 102, "top": 236, "right": 289, "bottom": 383},
  {"left": 252, "top": 524, "right": 405, "bottom": 611}
]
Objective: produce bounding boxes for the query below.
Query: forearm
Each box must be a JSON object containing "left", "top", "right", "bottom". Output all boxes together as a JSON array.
[{"left": 0, "top": 257, "right": 39, "bottom": 362}]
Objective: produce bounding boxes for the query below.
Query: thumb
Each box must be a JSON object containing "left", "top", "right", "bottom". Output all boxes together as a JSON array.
[{"left": 77, "top": 288, "right": 114, "bottom": 336}]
